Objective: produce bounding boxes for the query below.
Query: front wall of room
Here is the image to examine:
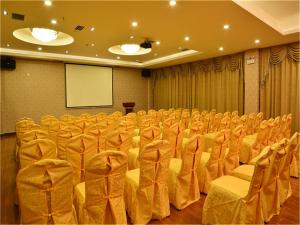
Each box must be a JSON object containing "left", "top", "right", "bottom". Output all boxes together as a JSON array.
[{"left": 1, "top": 58, "right": 149, "bottom": 133}]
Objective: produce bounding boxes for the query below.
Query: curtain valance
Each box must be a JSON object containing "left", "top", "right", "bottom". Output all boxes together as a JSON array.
[{"left": 268, "top": 42, "right": 299, "bottom": 64}]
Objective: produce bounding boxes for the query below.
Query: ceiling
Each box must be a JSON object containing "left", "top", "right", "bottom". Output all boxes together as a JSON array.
[{"left": 1, "top": 0, "right": 299, "bottom": 68}]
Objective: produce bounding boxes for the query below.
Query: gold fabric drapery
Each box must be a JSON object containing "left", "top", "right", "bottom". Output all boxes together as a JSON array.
[
  {"left": 152, "top": 53, "right": 244, "bottom": 114},
  {"left": 260, "top": 42, "right": 300, "bottom": 132}
]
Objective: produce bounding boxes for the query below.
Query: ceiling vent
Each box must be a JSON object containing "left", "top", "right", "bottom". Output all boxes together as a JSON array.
[
  {"left": 12, "top": 13, "right": 25, "bottom": 21},
  {"left": 75, "top": 25, "right": 85, "bottom": 31}
]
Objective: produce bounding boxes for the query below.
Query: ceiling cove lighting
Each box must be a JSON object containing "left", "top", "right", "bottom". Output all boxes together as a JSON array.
[
  {"left": 169, "top": 0, "right": 177, "bottom": 6},
  {"left": 121, "top": 44, "right": 140, "bottom": 54},
  {"left": 219, "top": 46, "right": 224, "bottom": 51},
  {"left": 223, "top": 24, "right": 230, "bottom": 30},
  {"left": 44, "top": 0, "right": 52, "bottom": 6},
  {"left": 32, "top": 28, "right": 58, "bottom": 42},
  {"left": 255, "top": 39, "right": 260, "bottom": 44}
]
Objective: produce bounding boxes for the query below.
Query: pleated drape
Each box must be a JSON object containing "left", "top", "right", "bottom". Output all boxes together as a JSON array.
[
  {"left": 259, "top": 42, "right": 300, "bottom": 133},
  {"left": 152, "top": 53, "right": 244, "bottom": 114}
]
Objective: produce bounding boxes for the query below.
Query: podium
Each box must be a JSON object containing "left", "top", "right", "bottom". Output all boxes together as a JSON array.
[{"left": 123, "top": 102, "right": 135, "bottom": 114}]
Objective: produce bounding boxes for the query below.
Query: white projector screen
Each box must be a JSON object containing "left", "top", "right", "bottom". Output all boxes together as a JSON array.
[{"left": 65, "top": 64, "right": 113, "bottom": 107}]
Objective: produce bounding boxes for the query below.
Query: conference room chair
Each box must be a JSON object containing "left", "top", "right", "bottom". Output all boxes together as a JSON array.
[
  {"left": 103, "top": 129, "right": 133, "bottom": 154},
  {"left": 65, "top": 134, "right": 98, "bottom": 185},
  {"left": 290, "top": 132, "right": 300, "bottom": 178},
  {"left": 168, "top": 134, "right": 203, "bottom": 209},
  {"left": 74, "top": 150, "right": 128, "bottom": 224},
  {"left": 128, "top": 125, "right": 161, "bottom": 170},
  {"left": 19, "top": 138, "right": 57, "bottom": 169},
  {"left": 17, "top": 159, "right": 77, "bottom": 224},
  {"left": 60, "top": 114, "right": 76, "bottom": 123},
  {"left": 197, "top": 129, "right": 230, "bottom": 194},
  {"left": 125, "top": 140, "right": 172, "bottom": 225},
  {"left": 202, "top": 149, "right": 273, "bottom": 224}
]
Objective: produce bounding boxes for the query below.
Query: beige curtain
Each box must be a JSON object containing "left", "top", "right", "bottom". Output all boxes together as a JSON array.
[
  {"left": 260, "top": 42, "right": 300, "bottom": 133},
  {"left": 152, "top": 53, "right": 244, "bottom": 114}
]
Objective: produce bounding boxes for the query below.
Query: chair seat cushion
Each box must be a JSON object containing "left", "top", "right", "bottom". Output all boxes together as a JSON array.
[
  {"left": 133, "top": 128, "right": 140, "bottom": 136},
  {"left": 239, "top": 134, "right": 258, "bottom": 163},
  {"left": 232, "top": 165, "right": 254, "bottom": 182},
  {"left": 126, "top": 168, "right": 140, "bottom": 189},
  {"left": 169, "top": 158, "right": 182, "bottom": 176},
  {"left": 132, "top": 136, "right": 140, "bottom": 148},
  {"left": 128, "top": 148, "right": 140, "bottom": 170}
]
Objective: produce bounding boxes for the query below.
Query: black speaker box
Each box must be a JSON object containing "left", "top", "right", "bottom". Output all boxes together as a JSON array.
[
  {"left": 1, "top": 57, "right": 16, "bottom": 70},
  {"left": 141, "top": 69, "right": 151, "bottom": 78}
]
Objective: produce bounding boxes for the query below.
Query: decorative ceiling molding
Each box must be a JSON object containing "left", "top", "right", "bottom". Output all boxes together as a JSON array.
[
  {"left": 233, "top": 0, "right": 300, "bottom": 35},
  {"left": 0, "top": 48, "right": 200, "bottom": 68}
]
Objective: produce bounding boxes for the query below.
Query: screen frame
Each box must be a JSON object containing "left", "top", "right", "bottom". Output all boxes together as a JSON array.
[{"left": 64, "top": 63, "right": 114, "bottom": 108}]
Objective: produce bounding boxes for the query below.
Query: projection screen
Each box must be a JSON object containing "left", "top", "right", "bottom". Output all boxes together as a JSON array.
[{"left": 65, "top": 64, "right": 113, "bottom": 107}]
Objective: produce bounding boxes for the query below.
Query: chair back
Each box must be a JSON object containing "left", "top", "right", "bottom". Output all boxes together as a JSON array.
[
  {"left": 84, "top": 151, "right": 128, "bottom": 224},
  {"left": 189, "top": 121, "right": 205, "bottom": 137},
  {"left": 105, "top": 129, "right": 133, "bottom": 153},
  {"left": 19, "top": 129, "right": 49, "bottom": 145},
  {"left": 140, "top": 126, "right": 161, "bottom": 149},
  {"left": 17, "top": 159, "right": 76, "bottom": 224},
  {"left": 66, "top": 134, "right": 98, "bottom": 184},
  {"left": 57, "top": 126, "right": 82, "bottom": 159},
  {"left": 19, "top": 139, "right": 57, "bottom": 169}
]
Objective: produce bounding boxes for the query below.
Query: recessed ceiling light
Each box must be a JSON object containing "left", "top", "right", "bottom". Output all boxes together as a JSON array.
[
  {"left": 3, "top": 10, "right": 8, "bottom": 16},
  {"left": 255, "top": 39, "right": 260, "bottom": 44},
  {"left": 178, "top": 46, "right": 182, "bottom": 50},
  {"left": 65, "top": 50, "right": 68, "bottom": 54},
  {"left": 121, "top": 44, "right": 140, "bottom": 54},
  {"left": 38, "top": 47, "right": 43, "bottom": 51},
  {"left": 32, "top": 28, "right": 58, "bottom": 42},
  {"left": 90, "top": 27, "right": 95, "bottom": 31},
  {"left": 91, "top": 43, "right": 95, "bottom": 47},
  {"left": 184, "top": 36, "right": 190, "bottom": 41},
  {"left": 130, "top": 35, "right": 134, "bottom": 39},
  {"left": 6, "top": 43, "right": 10, "bottom": 47},
  {"left": 156, "top": 41, "right": 160, "bottom": 45},
  {"left": 219, "top": 46, "right": 224, "bottom": 51},
  {"left": 117, "top": 56, "right": 120, "bottom": 59},
  {"left": 169, "top": 0, "right": 177, "bottom": 6},
  {"left": 44, "top": 0, "right": 52, "bottom": 6},
  {"left": 131, "top": 21, "right": 138, "bottom": 27},
  {"left": 51, "top": 19, "right": 57, "bottom": 25},
  {"left": 223, "top": 24, "right": 230, "bottom": 30},
  {"left": 154, "top": 53, "right": 158, "bottom": 56},
  {"left": 136, "top": 59, "right": 139, "bottom": 62}
]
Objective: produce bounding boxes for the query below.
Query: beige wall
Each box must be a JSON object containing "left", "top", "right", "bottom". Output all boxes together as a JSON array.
[
  {"left": 244, "top": 49, "right": 260, "bottom": 114},
  {"left": 1, "top": 58, "right": 149, "bottom": 133}
]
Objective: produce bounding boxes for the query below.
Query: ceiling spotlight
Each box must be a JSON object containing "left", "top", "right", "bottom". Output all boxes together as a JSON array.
[
  {"left": 154, "top": 53, "right": 158, "bottom": 56},
  {"left": 51, "top": 19, "right": 57, "bottom": 24},
  {"left": 95, "top": 54, "right": 98, "bottom": 57},
  {"left": 156, "top": 41, "right": 160, "bottom": 45},
  {"left": 219, "top": 46, "right": 224, "bottom": 51},
  {"left": 184, "top": 36, "right": 190, "bottom": 41},
  {"left": 131, "top": 21, "right": 138, "bottom": 27},
  {"left": 169, "top": 0, "right": 177, "bottom": 6},
  {"left": 6, "top": 43, "right": 10, "bottom": 47},
  {"left": 223, "top": 24, "right": 230, "bottom": 30},
  {"left": 3, "top": 10, "right": 8, "bottom": 15},
  {"left": 32, "top": 28, "right": 58, "bottom": 42},
  {"left": 44, "top": 0, "right": 52, "bottom": 6},
  {"left": 255, "top": 39, "right": 260, "bottom": 44},
  {"left": 65, "top": 50, "right": 69, "bottom": 54},
  {"left": 121, "top": 44, "right": 140, "bottom": 54},
  {"left": 117, "top": 56, "right": 120, "bottom": 59},
  {"left": 130, "top": 35, "right": 134, "bottom": 39},
  {"left": 90, "top": 27, "right": 95, "bottom": 31},
  {"left": 91, "top": 43, "right": 95, "bottom": 47},
  {"left": 38, "top": 47, "right": 43, "bottom": 51},
  {"left": 178, "top": 46, "right": 182, "bottom": 50}
]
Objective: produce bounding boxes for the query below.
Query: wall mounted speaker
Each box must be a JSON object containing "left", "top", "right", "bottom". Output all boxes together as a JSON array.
[
  {"left": 1, "top": 56, "right": 16, "bottom": 70},
  {"left": 141, "top": 69, "right": 151, "bottom": 78}
]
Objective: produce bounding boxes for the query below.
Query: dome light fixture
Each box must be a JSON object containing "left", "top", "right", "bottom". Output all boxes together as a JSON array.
[
  {"left": 32, "top": 28, "right": 58, "bottom": 42},
  {"left": 121, "top": 44, "right": 140, "bottom": 54}
]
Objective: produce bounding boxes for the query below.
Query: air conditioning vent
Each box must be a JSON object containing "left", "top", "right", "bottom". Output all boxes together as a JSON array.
[
  {"left": 75, "top": 25, "right": 85, "bottom": 31},
  {"left": 12, "top": 13, "right": 25, "bottom": 21},
  {"left": 181, "top": 48, "right": 189, "bottom": 51}
]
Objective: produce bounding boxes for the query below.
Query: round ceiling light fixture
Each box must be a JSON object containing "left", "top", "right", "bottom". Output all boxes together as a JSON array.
[
  {"left": 32, "top": 28, "right": 58, "bottom": 42},
  {"left": 109, "top": 43, "right": 151, "bottom": 56},
  {"left": 13, "top": 27, "right": 74, "bottom": 46}
]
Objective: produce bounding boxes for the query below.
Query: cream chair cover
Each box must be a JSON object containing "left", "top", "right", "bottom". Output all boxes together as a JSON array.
[
  {"left": 74, "top": 151, "right": 128, "bottom": 224},
  {"left": 280, "top": 133, "right": 299, "bottom": 204},
  {"left": 17, "top": 159, "right": 77, "bottom": 224},
  {"left": 66, "top": 134, "right": 98, "bottom": 185},
  {"left": 128, "top": 126, "right": 161, "bottom": 170},
  {"left": 137, "top": 110, "right": 147, "bottom": 117},
  {"left": 19, "top": 139, "right": 57, "bottom": 169},
  {"left": 74, "top": 119, "right": 94, "bottom": 132},
  {"left": 210, "top": 113, "right": 223, "bottom": 132},
  {"left": 19, "top": 129, "right": 49, "bottom": 145},
  {"left": 85, "top": 123, "right": 109, "bottom": 152},
  {"left": 60, "top": 114, "right": 76, "bottom": 123},
  {"left": 167, "top": 123, "right": 184, "bottom": 158},
  {"left": 290, "top": 132, "right": 300, "bottom": 177},
  {"left": 219, "top": 115, "right": 231, "bottom": 131},
  {"left": 125, "top": 140, "right": 172, "bottom": 225},
  {"left": 284, "top": 114, "right": 292, "bottom": 138},
  {"left": 41, "top": 119, "right": 60, "bottom": 143},
  {"left": 162, "top": 117, "right": 177, "bottom": 139},
  {"left": 189, "top": 121, "right": 205, "bottom": 137},
  {"left": 197, "top": 130, "right": 230, "bottom": 193},
  {"left": 180, "top": 111, "right": 190, "bottom": 129},
  {"left": 224, "top": 125, "right": 245, "bottom": 175},
  {"left": 202, "top": 149, "right": 273, "bottom": 224},
  {"left": 168, "top": 135, "right": 203, "bottom": 209},
  {"left": 57, "top": 126, "right": 82, "bottom": 160}
]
